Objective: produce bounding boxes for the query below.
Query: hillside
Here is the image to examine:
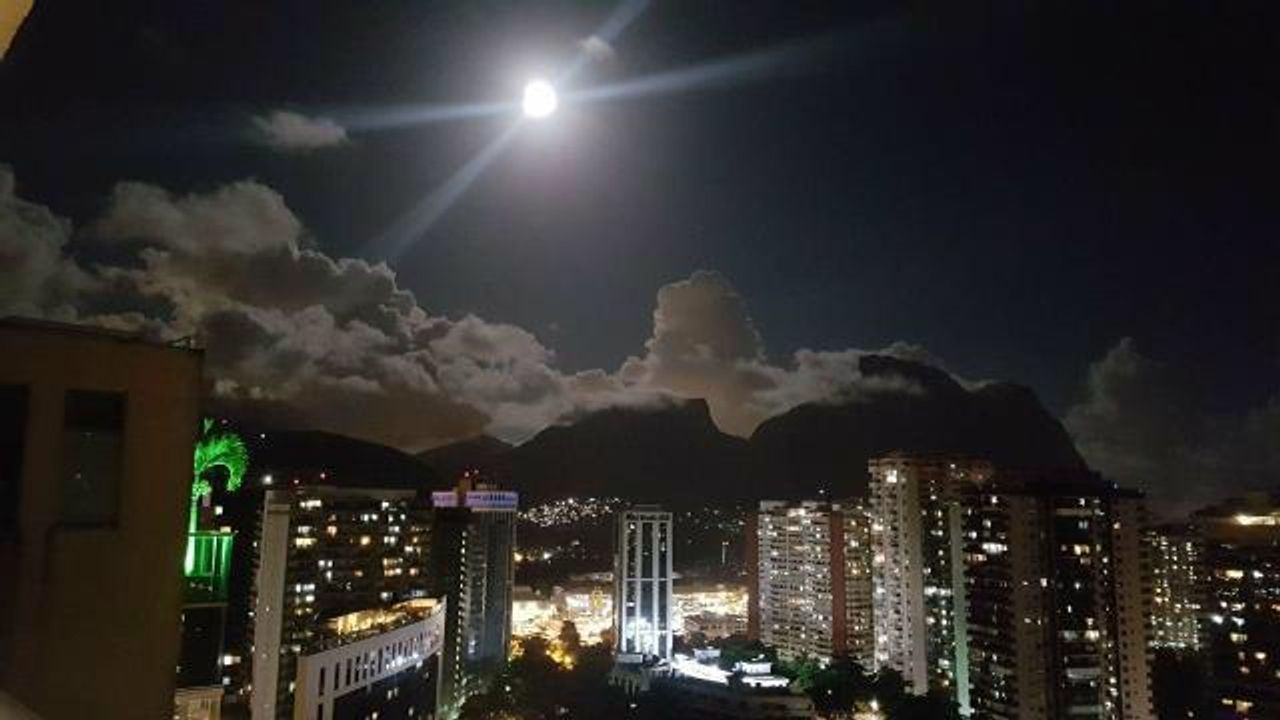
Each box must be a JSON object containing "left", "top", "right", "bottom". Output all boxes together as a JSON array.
[{"left": 418, "top": 355, "right": 1084, "bottom": 505}]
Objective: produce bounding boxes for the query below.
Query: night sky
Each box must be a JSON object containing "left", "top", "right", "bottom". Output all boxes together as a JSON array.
[{"left": 2, "top": 2, "right": 1277, "bottom": 498}]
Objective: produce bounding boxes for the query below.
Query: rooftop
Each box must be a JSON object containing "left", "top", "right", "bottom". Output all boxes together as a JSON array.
[
  {"left": 315, "top": 598, "right": 444, "bottom": 649},
  {"left": 0, "top": 315, "right": 199, "bottom": 351}
]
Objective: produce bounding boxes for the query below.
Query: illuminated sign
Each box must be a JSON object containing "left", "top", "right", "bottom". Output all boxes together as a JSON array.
[
  {"left": 432, "top": 489, "right": 518, "bottom": 510},
  {"left": 465, "top": 491, "right": 518, "bottom": 510},
  {"left": 431, "top": 492, "right": 460, "bottom": 508}
]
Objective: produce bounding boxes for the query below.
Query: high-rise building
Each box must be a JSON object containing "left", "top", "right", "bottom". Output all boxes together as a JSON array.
[
  {"left": 868, "top": 454, "right": 993, "bottom": 704},
  {"left": 215, "top": 429, "right": 441, "bottom": 709},
  {"left": 0, "top": 318, "right": 203, "bottom": 719},
  {"left": 290, "top": 600, "right": 445, "bottom": 720},
  {"left": 250, "top": 486, "right": 435, "bottom": 719},
  {"left": 177, "top": 597, "right": 232, "bottom": 720},
  {"left": 614, "top": 506, "right": 674, "bottom": 660},
  {"left": 963, "top": 473, "right": 1154, "bottom": 720},
  {"left": 176, "top": 420, "right": 249, "bottom": 720},
  {"left": 175, "top": 687, "right": 227, "bottom": 720},
  {"left": 747, "top": 500, "right": 873, "bottom": 666},
  {"left": 1194, "top": 494, "right": 1280, "bottom": 718},
  {"left": 428, "top": 474, "right": 518, "bottom": 711},
  {"left": 1148, "top": 523, "right": 1205, "bottom": 650}
]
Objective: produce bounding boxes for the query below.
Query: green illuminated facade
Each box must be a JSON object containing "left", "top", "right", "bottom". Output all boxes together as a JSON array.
[
  {"left": 185, "top": 418, "right": 247, "bottom": 578},
  {"left": 177, "top": 419, "right": 249, "bottom": 692},
  {"left": 185, "top": 531, "right": 235, "bottom": 603}
]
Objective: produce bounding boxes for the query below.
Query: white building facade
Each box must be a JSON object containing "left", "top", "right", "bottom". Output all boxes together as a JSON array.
[
  {"left": 869, "top": 454, "right": 992, "bottom": 707},
  {"left": 750, "top": 500, "right": 874, "bottom": 666},
  {"left": 291, "top": 601, "right": 445, "bottom": 720},
  {"left": 614, "top": 507, "right": 674, "bottom": 659},
  {"left": 249, "top": 487, "right": 433, "bottom": 719}
]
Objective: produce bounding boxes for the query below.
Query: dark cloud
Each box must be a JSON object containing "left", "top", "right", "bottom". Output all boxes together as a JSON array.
[
  {"left": 0, "top": 165, "right": 92, "bottom": 320},
  {"left": 1064, "top": 338, "right": 1280, "bottom": 512},
  {"left": 30, "top": 167, "right": 1265, "bottom": 507},
  {"left": 1, "top": 173, "right": 574, "bottom": 448}
]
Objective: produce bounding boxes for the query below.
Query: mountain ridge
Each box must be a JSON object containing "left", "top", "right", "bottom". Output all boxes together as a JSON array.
[{"left": 418, "top": 355, "right": 1085, "bottom": 505}]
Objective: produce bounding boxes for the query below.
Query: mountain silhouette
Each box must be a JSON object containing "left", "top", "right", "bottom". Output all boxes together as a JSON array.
[{"left": 419, "top": 355, "right": 1084, "bottom": 505}]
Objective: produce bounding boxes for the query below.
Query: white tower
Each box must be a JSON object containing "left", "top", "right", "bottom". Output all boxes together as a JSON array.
[{"left": 613, "top": 506, "right": 674, "bottom": 659}]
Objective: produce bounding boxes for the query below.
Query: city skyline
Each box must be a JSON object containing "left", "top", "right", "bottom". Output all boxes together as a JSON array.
[
  {"left": 3, "top": 337, "right": 1276, "bottom": 720},
  {"left": 2, "top": 2, "right": 1278, "bottom": 510},
  {"left": 2, "top": 2, "right": 1279, "bottom": 719}
]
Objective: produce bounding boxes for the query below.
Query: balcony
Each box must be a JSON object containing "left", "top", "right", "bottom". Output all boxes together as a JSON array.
[{"left": 184, "top": 531, "right": 234, "bottom": 604}]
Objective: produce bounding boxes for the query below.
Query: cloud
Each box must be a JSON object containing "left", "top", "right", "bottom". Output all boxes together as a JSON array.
[
  {"left": 617, "top": 270, "right": 929, "bottom": 435},
  {"left": 2, "top": 173, "right": 562, "bottom": 447},
  {"left": 618, "top": 270, "right": 769, "bottom": 434},
  {"left": 252, "top": 110, "right": 349, "bottom": 151},
  {"left": 10, "top": 167, "right": 1268, "bottom": 510},
  {"left": 1064, "top": 338, "right": 1280, "bottom": 512},
  {"left": 0, "top": 169, "right": 969, "bottom": 450},
  {"left": 0, "top": 165, "right": 94, "bottom": 320},
  {"left": 579, "top": 35, "right": 616, "bottom": 63}
]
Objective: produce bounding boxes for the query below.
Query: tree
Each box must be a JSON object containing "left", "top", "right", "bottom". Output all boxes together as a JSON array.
[
  {"left": 598, "top": 627, "right": 616, "bottom": 650},
  {"left": 714, "top": 633, "right": 777, "bottom": 667},
  {"left": 777, "top": 655, "right": 825, "bottom": 694},
  {"left": 779, "top": 661, "right": 963, "bottom": 720},
  {"left": 185, "top": 418, "right": 247, "bottom": 572},
  {"left": 868, "top": 667, "right": 906, "bottom": 701},
  {"left": 807, "top": 657, "right": 875, "bottom": 717},
  {"left": 190, "top": 418, "right": 247, "bottom": 529},
  {"left": 460, "top": 640, "right": 631, "bottom": 719},
  {"left": 884, "top": 691, "right": 961, "bottom": 720},
  {"left": 558, "top": 620, "right": 582, "bottom": 652}
]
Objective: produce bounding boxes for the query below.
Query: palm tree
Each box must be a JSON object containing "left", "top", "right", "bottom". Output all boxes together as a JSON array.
[{"left": 186, "top": 418, "right": 248, "bottom": 572}]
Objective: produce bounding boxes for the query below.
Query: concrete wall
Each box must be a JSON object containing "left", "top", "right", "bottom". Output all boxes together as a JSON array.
[{"left": 0, "top": 320, "right": 202, "bottom": 718}]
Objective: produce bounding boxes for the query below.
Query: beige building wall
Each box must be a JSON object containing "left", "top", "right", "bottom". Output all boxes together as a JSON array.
[
  {"left": 1110, "top": 497, "right": 1154, "bottom": 720},
  {"left": 842, "top": 504, "right": 875, "bottom": 668},
  {"left": 1007, "top": 497, "right": 1050, "bottom": 720},
  {"left": 756, "top": 502, "right": 839, "bottom": 661},
  {"left": 0, "top": 319, "right": 203, "bottom": 719},
  {"left": 869, "top": 454, "right": 992, "bottom": 699}
]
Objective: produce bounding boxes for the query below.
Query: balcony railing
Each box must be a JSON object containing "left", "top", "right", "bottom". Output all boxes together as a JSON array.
[{"left": 184, "top": 531, "right": 234, "bottom": 604}]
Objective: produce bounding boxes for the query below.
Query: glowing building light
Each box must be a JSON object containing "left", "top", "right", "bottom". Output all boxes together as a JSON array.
[
  {"left": 1234, "top": 514, "right": 1280, "bottom": 526},
  {"left": 186, "top": 419, "right": 248, "bottom": 575}
]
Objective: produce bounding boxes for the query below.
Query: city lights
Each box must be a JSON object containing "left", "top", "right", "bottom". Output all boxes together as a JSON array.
[
  {"left": 2, "top": 4, "right": 1268, "bottom": 718},
  {"left": 521, "top": 496, "right": 621, "bottom": 527},
  {"left": 1234, "top": 513, "right": 1280, "bottom": 526}
]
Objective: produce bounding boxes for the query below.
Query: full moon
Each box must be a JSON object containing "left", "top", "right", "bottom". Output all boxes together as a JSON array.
[{"left": 522, "top": 79, "right": 558, "bottom": 119}]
